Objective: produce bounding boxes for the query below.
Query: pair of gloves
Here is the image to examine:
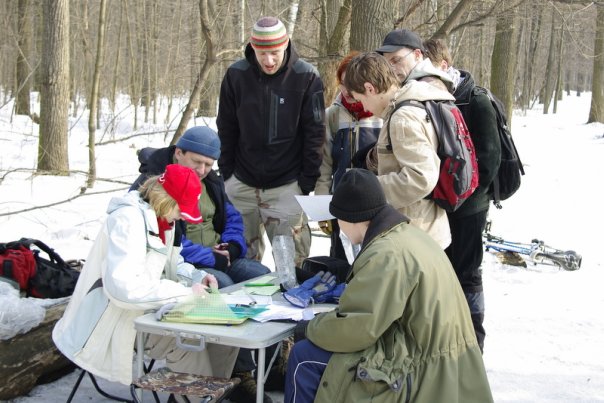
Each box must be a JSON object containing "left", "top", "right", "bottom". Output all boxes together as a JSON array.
[{"left": 283, "top": 271, "right": 345, "bottom": 308}]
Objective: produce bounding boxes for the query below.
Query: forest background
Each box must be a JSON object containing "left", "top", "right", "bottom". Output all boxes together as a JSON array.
[{"left": 0, "top": 0, "right": 603, "bottom": 186}]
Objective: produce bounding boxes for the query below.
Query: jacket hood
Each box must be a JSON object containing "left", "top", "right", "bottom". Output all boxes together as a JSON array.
[
  {"left": 107, "top": 190, "right": 147, "bottom": 216},
  {"left": 452, "top": 69, "right": 476, "bottom": 105},
  {"left": 407, "top": 58, "right": 454, "bottom": 92}
]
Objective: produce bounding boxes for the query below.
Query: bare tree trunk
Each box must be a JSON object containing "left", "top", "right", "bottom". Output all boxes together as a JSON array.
[
  {"left": 124, "top": 0, "right": 139, "bottom": 130},
  {"left": 350, "top": 0, "right": 397, "bottom": 51},
  {"left": 86, "top": 0, "right": 107, "bottom": 189},
  {"left": 553, "top": 25, "right": 564, "bottom": 114},
  {"left": 16, "top": 0, "right": 31, "bottom": 116},
  {"left": 38, "top": 0, "right": 69, "bottom": 174},
  {"left": 588, "top": 3, "right": 604, "bottom": 123},
  {"left": 286, "top": 0, "right": 299, "bottom": 38},
  {"left": 522, "top": 3, "right": 544, "bottom": 111},
  {"left": 171, "top": 0, "right": 218, "bottom": 145},
  {"left": 431, "top": 0, "right": 475, "bottom": 41},
  {"left": 490, "top": 3, "right": 520, "bottom": 125},
  {"left": 543, "top": 8, "right": 558, "bottom": 114},
  {"left": 319, "top": 0, "right": 352, "bottom": 106},
  {"left": 110, "top": 6, "right": 123, "bottom": 114}
]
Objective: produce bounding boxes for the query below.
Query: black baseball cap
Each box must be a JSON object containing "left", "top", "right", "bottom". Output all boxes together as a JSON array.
[{"left": 376, "top": 29, "right": 424, "bottom": 54}]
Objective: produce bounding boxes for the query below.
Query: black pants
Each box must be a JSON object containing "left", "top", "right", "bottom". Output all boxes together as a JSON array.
[{"left": 445, "top": 209, "right": 488, "bottom": 351}]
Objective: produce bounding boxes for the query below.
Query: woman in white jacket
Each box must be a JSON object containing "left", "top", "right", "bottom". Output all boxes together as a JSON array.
[{"left": 53, "top": 164, "right": 238, "bottom": 385}]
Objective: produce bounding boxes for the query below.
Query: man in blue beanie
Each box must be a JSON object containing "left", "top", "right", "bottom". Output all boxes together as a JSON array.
[{"left": 131, "top": 126, "right": 271, "bottom": 288}]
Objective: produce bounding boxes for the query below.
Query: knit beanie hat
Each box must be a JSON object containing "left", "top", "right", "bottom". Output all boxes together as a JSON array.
[
  {"left": 175, "top": 126, "right": 221, "bottom": 160},
  {"left": 250, "top": 17, "right": 289, "bottom": 50},
  {"left": 329, "top": 169, "right": 387, "bottom": 223}
]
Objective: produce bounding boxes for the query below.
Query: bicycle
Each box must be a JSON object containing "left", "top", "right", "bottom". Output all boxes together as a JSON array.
[{"left": 483, "top": 221, "right": 582, "bottom": 271}]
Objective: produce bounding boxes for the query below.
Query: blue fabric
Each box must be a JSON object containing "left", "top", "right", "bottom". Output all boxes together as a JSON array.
[
  {"left": 285, "top": 340, "right": 333, "bottom": 403},
  {"left": 179, "top": 202, "right": 248, "bottom": 268},
  {"left": 204, "top": 257, "right": 270, "bottom": 288},
  {"left": 283, "top": 272, "right": 338, "bottom": 308}
]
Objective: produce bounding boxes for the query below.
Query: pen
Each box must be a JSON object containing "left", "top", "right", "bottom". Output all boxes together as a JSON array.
[{"left": 244, "top": 283, "right": 274, "bottom": 287}]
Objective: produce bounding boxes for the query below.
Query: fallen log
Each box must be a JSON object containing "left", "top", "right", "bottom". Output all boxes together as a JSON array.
[{"left": 0, "top": 300, "right": 74, "bottom": 400}]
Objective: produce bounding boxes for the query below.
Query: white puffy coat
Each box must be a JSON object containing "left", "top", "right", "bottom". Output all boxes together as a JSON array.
[{"left": 53, "top": 191, "right": 197, "bottom": 384}]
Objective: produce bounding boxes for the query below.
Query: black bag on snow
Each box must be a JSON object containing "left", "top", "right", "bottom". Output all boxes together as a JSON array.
[
  {"left": 0, "top": 238, "right": 80, "bottom": 298},
  {"left": 471, "top": 86, "right": 525, "bottom": 208}
]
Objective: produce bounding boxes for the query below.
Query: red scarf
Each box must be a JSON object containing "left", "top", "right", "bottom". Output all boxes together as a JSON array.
[
  {"left": 157, "top": 218, "right": 173, "bottom": 244},
  {"left": 341, "top": 96, "right": 374, "bottom": 120}
]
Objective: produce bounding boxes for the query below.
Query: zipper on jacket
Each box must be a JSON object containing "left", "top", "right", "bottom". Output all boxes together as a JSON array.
[{"left": 405, "top": 373, "right": 412, "bottom": 403}]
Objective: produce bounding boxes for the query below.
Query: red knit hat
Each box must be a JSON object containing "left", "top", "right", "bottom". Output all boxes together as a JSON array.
[
  {"left": 158, "top": 164, "right": 203, "bottom": 224},
  {"left": 250, "top": 17, "right": 289, "bottom": 50}
]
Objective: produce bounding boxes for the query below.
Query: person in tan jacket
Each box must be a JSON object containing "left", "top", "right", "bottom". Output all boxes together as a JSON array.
[{"left": 343, "top": 51, "right": 452, "bottom": 248}]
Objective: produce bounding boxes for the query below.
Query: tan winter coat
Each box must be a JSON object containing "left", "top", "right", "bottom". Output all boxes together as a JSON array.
[{"left": 376, "top": 80, "right": 454, "bottom": 248}]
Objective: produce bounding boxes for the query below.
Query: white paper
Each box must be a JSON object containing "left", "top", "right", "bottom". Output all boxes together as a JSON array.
[{"left": 294, "top": 195, "right": 335, "bottom": 221}]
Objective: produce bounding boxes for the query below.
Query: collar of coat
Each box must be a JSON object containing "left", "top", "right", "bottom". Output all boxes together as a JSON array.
[{"left": 362, "top": 205, "right": 410, "bottom": 248}]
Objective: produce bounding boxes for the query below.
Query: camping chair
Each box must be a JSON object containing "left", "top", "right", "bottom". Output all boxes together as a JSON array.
[{"left": 130, "top": 367, "right": 240, "bottom": 403}]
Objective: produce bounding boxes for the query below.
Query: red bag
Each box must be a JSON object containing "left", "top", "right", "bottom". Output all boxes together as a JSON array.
[{"left": 0, "top": 244, "right": 37, "bottom": 291}]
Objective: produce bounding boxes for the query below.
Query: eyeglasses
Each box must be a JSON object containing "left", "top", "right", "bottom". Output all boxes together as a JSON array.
[{"left": 388, "top": 49, "right": 415, "bottom": 67}]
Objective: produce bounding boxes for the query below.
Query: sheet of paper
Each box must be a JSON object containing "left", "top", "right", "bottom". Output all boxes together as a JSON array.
[
  {"left": 251, "top": 301, "right": 336, "bottom": 322},
  {"left": 294, "top": 195, "right": 335, "bottom": 221},
  {"left": 221, "top": 293, "right": 273, "bottom": 306}
]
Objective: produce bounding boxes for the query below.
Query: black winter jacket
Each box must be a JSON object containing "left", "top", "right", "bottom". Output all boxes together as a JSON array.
[
  {"left": 452, "top": 71, "right": 502, "bottom": 217},
  {"left": 216, "top": 42, "right": 325, "bottom": 194}
]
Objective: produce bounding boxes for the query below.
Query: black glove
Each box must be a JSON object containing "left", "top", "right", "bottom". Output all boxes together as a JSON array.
[
  {"left": 297, "top": 176, "right": 314, "bottom": 196},
  {"left": 294, "top": 320, "right": 309, "bottom": 342},
  {"left": 226, "top": 242, "right": 242, "bottom": 261},
  {"left": 213, "top": 252, "right": 229, "bottom": 270}
]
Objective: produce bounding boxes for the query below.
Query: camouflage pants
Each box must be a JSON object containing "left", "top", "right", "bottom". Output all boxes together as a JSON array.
[{"left": 224, "top": 176, "right": 311, "bottom": 267}]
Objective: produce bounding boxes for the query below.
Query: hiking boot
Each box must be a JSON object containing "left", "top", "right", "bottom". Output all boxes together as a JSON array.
[{"left": 228, "top": 371, "right": 273, "bottom": 403}]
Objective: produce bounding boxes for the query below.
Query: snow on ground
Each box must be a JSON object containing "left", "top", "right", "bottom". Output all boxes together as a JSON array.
[{"left": 1, "top": 92, "right": 603, "bottom": 402}]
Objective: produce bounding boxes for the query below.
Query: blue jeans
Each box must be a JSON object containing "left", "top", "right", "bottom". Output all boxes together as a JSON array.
[
  {"left": 204, "top": 257, "right": 270, "bottom": 288},
  {"left": 284, "top": 340, "right": 333, "bottom": 403}
]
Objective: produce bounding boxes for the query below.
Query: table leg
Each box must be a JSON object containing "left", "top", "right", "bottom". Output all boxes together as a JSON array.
[
  {"left": 135, "top": 331, "right": 144, "bottom": 401},
  {"left": 256, "top": 347, "right": 266, "bottom": 403}
]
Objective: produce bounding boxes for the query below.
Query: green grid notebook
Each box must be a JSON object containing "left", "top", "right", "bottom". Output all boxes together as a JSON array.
[{"left": 161, "top": 293, "right": 269, "bottom": 325}]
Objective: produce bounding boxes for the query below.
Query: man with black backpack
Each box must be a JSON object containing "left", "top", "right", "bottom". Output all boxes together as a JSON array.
[{"left": 424, "top": 39, "right": 502, "bottom": 352}]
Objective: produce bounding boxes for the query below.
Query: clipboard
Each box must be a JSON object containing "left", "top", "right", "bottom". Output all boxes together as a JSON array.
[{"left": 161, "top": 294, "right": 269, "bottom": 325}]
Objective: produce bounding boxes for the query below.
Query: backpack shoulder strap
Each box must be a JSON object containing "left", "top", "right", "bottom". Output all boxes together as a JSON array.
[
  {"left": 18, "top": 238, "right": 68, "bottom": 266},
  {"left": 386, "top": 100, "right": 425, "bottom": 150}
]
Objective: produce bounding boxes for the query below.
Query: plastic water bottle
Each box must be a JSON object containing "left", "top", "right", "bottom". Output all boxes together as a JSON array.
[{"left": 272, "top": 224, "right": 298, "bottom": 290}]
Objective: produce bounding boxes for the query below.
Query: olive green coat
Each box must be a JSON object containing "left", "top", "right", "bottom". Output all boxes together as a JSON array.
[{"left": 306, "top": 206, "right": 493, "bottom": 403}]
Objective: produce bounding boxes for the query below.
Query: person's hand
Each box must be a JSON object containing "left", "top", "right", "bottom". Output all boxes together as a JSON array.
[
  {"left": 212, "top": 248, "right": 231, "bottom": 269},
  {"left": 283, "top": 271, "right": 338, "bottom": 308},
  {"left": 318, "top": 220, "right": 332, "bottom": 236},
  {"left": 201, "top": 273, "right": 218, "bottom": 290},
  {"left": 155, "top": 302, "right": 176, "bottom": 320}
]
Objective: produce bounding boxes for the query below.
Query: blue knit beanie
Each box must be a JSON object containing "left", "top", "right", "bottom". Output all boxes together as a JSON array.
[{"left": 176, "top": 126, "right": 221, "bottom": 160}]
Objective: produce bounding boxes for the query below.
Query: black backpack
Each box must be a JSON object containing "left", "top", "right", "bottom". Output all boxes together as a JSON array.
[
  {"left": 471, "top": 86, "right": 525, "bottom": 209},
  {"left": 387, "top": 99, "right": 479, "bottom": 212},
  {"left": 0, "top": 238, "right": 80, "bottom": 298}
]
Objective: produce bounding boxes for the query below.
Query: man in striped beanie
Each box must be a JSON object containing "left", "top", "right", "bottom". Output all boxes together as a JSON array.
[
  {"left": 249, "top": 16, "right": 289, "bottom": 75},
  {"left": 217, "top": 15, "right": 326, "bottom": 403}
]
